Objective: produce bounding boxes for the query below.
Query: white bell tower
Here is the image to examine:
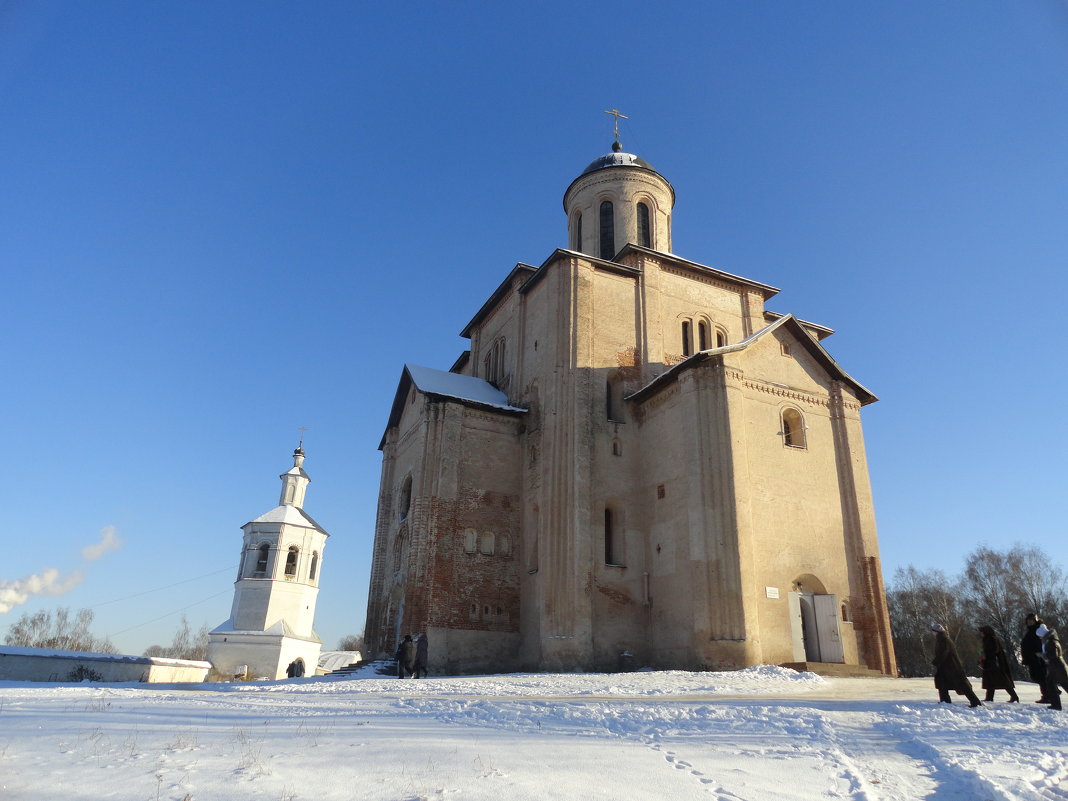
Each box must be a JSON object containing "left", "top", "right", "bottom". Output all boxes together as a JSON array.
[{"left": 207, "top": 444, "right": 330, "bottom": 680}]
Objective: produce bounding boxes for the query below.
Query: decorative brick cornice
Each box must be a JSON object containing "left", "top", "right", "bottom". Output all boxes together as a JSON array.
[{"left": 660, "top": 264, "right": 742, "bottom": 294}]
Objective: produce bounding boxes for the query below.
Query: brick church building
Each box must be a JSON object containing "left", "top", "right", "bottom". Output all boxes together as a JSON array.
[{"left": 364, "top": 136, "right": 896, "bottom": 676}]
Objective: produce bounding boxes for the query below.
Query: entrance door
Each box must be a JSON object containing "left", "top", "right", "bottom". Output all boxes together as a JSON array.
[
  {"left": 812, "top": 594, "right": 844, "bottom": 664},
  {"left": 788, "top": 592, "right": 844, "bottom": 663}
]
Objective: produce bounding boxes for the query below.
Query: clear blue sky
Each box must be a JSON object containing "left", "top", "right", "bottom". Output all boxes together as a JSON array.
[{"left": 2, "top": 2, "right": 1066, "bottom": 655}]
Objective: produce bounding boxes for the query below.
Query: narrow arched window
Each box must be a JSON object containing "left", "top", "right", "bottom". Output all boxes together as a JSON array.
[
  {"left": 398, "top": 475, "right": 412, "bottom": 521},
  {"left": 480, "top": 532, "right": 495, "bottom": 555},
  {"left": 698, "top": 321, "right": 709, "bottom": 351},
  {"left": 782, "top": 408, "right": 807, "bottom": 449},
  {"left": 637, "top": 201, "right": 651, "bottom": 247},
  {"left": 606, "top": 377, "right": 624, "bottom": 422},
  {"left": 599, "top": 200, "right": 615, "bottom": 259},
  {"left": 254, "top": 543, "right": 270, "bottom": 576},
  {"left": 574, "top": 212, "right": 582, "bottom": 250},
  {"left": 605, "top": 508, "right": 620, "bottom": 565},
  {"left": 682, "top": 320, "right": 692, "bottom": 357},
  {"left": 285, "top": 546, "right": 299, "bottom": 577},
  {"left": 716, "top": 328, "right": 728, "bottom": 348},
  {"left": 309, "top": 551, "right": 319, "bottom": 581},
  {"left": 463, "top": 528, "right": 477, "bottom": 554}
]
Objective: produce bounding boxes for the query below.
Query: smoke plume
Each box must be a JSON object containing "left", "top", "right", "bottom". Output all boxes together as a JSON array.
[{"left": 0, "top": 526, "right": 122, "bottom": 614}]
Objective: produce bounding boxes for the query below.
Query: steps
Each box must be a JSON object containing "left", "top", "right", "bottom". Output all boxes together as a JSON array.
[{"left": 779, "top": 661, "right": 889, "bottom": 678}]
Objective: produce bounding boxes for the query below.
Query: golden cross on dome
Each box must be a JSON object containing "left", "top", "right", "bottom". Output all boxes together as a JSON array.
[
  {"left": 603, "top": 108, "right": 628, "bottom": 146},
  {"left": 297, "top": 426, "right": 309, "bottom": 449}
]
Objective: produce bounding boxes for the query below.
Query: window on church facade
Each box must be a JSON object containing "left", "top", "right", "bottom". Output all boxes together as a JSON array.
[
  {"left": 606, "top": 377, "right": 624, "bottom": 422},
  {"left": 309, "top": 551, "right": 319, "bottom": 581},
  {"left": 717, "top": 328, "right": 728, "bottom": 348},
  {"left": 398, "top": 475, "right": 412, "bottom": 521},
  {"left": 254, "top": 543, "right": 269, "bottom": 577},
  {"left": 573, "top": 212, "right": 582, "bottom": 250},
  {"left": 604, "top": 508, "right": 623, "bottom": 566},
  {"left": 782, "top": 408, "right": 807, "bottom": 449},
  {"left": 483, "top": 338, "right": 506, "bottom": 388},
  {"left": 463, "top": 528, "right": 477, "bottom": 554},
  {"left": 599, "top": 200, "right": 614, "bottom": 259},
  {"left": 637, "top": 201, "right": 651, "bottom": 247},
  {"left": 285, "top": 546, "right": 299, "bottom": 577},
  {"left": 698, "top": 320, "right": 709, "bottom": 351},
  {"left": 682, "top": 320, "right": 692, "bottom": 356},
  {"left": 480, "top": 532, "right": 495, "bottom": 555}
]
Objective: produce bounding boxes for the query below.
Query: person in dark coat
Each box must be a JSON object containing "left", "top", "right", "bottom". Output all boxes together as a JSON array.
[
  {"left": 396, "top": 634, "right": 415, "bottom": 679},
  {"left": 978, "top": 625, "right": 1019, "bottom": 702},
  {"left": 1036, "top": 623, "right": 1068, "bottom": 711},
  {"left": 1022, "top": 613, "right": 1050, "bottom": 703},
  {"left": 413, "top": 633, "right": 429, "bottom": 679},
  {"left": 930, "top": 622, "right": 983, "bottom": 707}
]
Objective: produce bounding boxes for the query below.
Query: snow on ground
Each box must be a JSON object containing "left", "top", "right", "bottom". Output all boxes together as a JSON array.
[{"left": 1, "top": 666, "right": 1065, "bottom": 800}]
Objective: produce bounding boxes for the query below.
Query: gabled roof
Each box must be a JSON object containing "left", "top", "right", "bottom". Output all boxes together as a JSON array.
[
  {"left": 616, "top": 244, "right": 781, "bottom": 298},
  {"left": 459, "top": 263, "right": 537, "bottom": 338},
  {"left": 461, "top": 246, "right": 782, "bottom": 341},
  {"left": 244, "top": 504, "right": 328, "bottom": 534},
  {"left": 380, "top": 364, "right": 528, "bottom": 449},
  {"left": 764, "top": 310, "right": 834, "bottom": 340},
  {"left": 627, "top": 314, "right": 877, "bottom": 406}
]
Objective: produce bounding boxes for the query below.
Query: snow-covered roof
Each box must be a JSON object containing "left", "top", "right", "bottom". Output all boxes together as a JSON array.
[
  {"left": 0, "top": 645, "right": 210, "bottom": 668},
  {"left": 210, "top": 618, "right": 321, "bottom": 643},
  {"left": 406, "top": 364, "right": 525, "bottom": 411},
  {"left": 244, "top": 504, "right": 327, "bottom": 534},
  {"left": 381, "top": 364, "right": 527, "bottom": 448}
]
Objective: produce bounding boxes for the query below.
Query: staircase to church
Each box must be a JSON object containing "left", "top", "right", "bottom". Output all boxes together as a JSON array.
[
  {"left": 324, "top": 660, "right": 366, "bottom": 676},
  {"left": 779, "top": 661, "right": 889, "bottom": 678}
]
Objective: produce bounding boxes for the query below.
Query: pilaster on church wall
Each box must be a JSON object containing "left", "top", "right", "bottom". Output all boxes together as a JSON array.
[
  {"left": 828, "top": 381, "right": 896, "bottom": 674},
  {"left": 706, "top": 361, "right": 762, "bottom": 666}
]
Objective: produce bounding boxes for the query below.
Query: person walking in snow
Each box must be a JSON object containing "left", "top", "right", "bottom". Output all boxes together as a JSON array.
[
  {"left": 413, "top": 633, "right": 429, "bottom": 679},
  {"left": 978, "top": 626, "right": 1018, "bottom": 702},
  {"left": 1022, "top": 613, "right": 1051, "bottom": 703},
  {"left": 396, "top": 634, "right": 416, "bottom": 679},
  {"left": 1036, "top": 623, "right": 1068, "bottom": 711},
  {"left": 930, "top": 622, "right": 983, "bottom": 707}
]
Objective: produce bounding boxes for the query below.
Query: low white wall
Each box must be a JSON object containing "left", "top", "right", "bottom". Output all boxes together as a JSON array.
[{"left": 0, "top": 646, "right": 210, "bottom": 683}]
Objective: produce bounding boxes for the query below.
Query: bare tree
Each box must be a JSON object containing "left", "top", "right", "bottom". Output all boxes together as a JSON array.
[
  {"left": 141, "top": 616, "right": 210, "bottom": 661},
  {"left": 4, "top": 607, "right": 116, "bottom": 653},
  {"left": 1011, "top": 545, "right": 1067, "bottom": 628},
  {"left": 337, "top": 634, "right": 365, "bottom": 653},
  {"left": 888, "top": 544, "right": 1068, "bottom": 680},
  {"left": 960, "top": 545, "right": 1022, "bottom": 671},
  {"left": 886, "top": 566, "right": 973, "bottom": 677}
]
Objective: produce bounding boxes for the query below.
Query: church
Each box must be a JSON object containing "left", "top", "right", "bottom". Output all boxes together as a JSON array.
[{"left": 364, "top": 132, "right": 896, "bottom": 676}]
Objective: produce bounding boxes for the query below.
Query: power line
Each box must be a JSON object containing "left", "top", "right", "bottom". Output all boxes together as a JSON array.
[
  {"left": 107, "top": 589, "right": 233, "bottom": 637},
  {"left": 88, "top": 566, "right": 233, "bottom": 608}
]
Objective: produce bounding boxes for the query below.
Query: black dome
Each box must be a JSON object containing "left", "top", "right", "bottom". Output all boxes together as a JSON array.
[{"left": 580, "top": 151, "right": 656, "bottom": 176}]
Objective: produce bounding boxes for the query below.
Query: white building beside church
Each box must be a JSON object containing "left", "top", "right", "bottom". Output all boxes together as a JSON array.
[{"left": 207, "top": 446, "right": 328, "bottom": 679}]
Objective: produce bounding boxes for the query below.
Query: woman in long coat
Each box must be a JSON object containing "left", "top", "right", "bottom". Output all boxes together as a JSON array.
[
  {"left": 931, "top": 622, "right": 983, "bottom": 707},
  {"left": 978, "top": 625, "right": 1019, "bottom": 702},
  {"left": 1038, "top": 624, "right": 1068, "bottom": 710}
]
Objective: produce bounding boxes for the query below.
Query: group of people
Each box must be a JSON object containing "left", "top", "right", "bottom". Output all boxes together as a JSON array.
[
  {"left": 930, "top": 613, "right": 1068, "bottom": 709},
  {"left": 395, "top": 633, "right": 429, "bottom": 679}
]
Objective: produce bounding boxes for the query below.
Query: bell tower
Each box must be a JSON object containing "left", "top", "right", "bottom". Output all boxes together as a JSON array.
[{"left": 207, "top": 445, "right": 330, "bottom": 680}]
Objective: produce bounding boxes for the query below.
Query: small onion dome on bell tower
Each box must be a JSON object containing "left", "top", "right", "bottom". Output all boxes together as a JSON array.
[
  {"left": 563, "top": 139, "right": 675, "bottom": 260},
  {"left": 279, "top": 445, "right": 310, "bottom": 508}
]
